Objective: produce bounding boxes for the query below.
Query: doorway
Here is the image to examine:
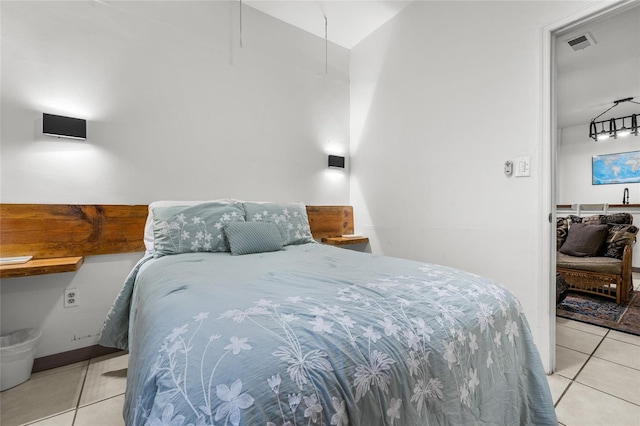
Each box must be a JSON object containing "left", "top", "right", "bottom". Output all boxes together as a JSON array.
[{"left": 542, "top": 0, "right": 639, "bottom": 374}]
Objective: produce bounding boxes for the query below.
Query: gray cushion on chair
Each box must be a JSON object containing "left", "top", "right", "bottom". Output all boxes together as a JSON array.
[{"left": 559, "top": 223, "right": 608, "bottom": 257}]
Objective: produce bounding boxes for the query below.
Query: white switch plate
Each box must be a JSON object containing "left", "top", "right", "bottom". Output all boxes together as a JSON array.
[{"left": 514, "top": 156, "right": 530, "bottom": 177}]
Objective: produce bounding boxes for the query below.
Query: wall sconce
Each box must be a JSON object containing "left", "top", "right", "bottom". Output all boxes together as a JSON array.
[
  {"left": 43, "top": 113, "right": 86, "bottom": 140},
  {"left": 328, "top": 155, "right": 345, "bottom": 168},
  {"left": 588, "top": 97, "right": 639, "bottom": 141}
]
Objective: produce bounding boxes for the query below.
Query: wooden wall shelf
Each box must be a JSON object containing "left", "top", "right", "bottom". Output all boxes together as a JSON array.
[
  {"left": 0, "top": 256, "right": 84, "bottom": 279},
  {"left": 321, "top": 236, "right": 369, "bottom": 246}
]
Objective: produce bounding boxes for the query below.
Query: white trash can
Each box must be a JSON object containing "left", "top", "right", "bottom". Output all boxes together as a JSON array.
[{"left": 1, "top": 328, "right": 42, "bottom": 391}]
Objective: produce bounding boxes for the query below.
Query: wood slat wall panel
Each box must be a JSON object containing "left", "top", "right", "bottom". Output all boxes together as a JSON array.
[{"left": 0, "top": 204, "right": 353, "bottom": 259}]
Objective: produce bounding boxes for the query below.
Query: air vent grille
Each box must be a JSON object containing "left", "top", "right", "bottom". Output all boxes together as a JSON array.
[{"left": 567, "top": 32, "right": 596, "bottom": 51}]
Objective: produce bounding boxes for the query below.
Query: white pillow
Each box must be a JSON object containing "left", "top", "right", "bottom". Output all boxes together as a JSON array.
[{"left": 144, "top": 199, "right": 240, "bottom": 253}]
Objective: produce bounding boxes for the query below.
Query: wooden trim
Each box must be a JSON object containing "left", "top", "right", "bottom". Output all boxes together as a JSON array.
[
  {"left": 0, "top": 204, "right": 148, "bottom": 259},
  {"left": 32, "top": 345, "right": 123, "bottom": 373}
]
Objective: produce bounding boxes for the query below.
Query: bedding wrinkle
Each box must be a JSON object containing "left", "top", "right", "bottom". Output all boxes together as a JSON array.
[{"left": 98, "top": 244, "right": 557, "bottom": 426}]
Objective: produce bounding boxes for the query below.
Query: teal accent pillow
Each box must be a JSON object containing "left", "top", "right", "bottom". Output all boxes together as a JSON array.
[
  {"left": 242, "top": 202, "right": 315, "bottom": 245},
  {"left": 224, "top": 222, "right": 284, "bottom": 256},
  {"left": 152, "top": 202, "right": 245, "bottom": 255}
]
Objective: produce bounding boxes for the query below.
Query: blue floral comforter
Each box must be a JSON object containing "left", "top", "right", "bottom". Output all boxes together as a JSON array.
[{"left": 99, "top": 243, "right": 556, "bottom": 426}]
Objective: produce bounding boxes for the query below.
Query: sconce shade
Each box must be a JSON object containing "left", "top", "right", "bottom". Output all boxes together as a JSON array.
[
  {"left": 328, "top": 155, "right": 345, "bottom": 168},
  {"left": 43, "top": 113, "right": 86, "bottom": 140}
]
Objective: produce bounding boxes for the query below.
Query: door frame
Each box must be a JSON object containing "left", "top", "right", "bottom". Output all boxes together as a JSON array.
[{"left": 540, "top": 0, "right": 638, "bottom": 373}]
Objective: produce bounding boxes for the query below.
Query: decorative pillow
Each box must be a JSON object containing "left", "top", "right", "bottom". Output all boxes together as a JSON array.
[
  {"left": 581, "top": 213, "right": 633, "bottom": 226},
  {"left": 144, "top": 199, "right": 241, "bottom": 253},
  {"left": 567, "top": 215, "right": 583, "bottom": 224},
  {"left": 224, "top": 222, "right": 284, "bottom": 256},
  {"left": 580, "top": 215, "right": 602, "bottom": 226},
  {"left": 603, "top": 224, "right": 638, "bottom": 259},
  {"left": 242, "top": 202, "right": 315, "bottom": 245},
  {"left": 152, "top": 202, "right": 245, "bottom": 256},
  {"left": 559, "top": 223, "right": 609, "bottom": 257},
  {"left": 556, "top": 217, "right": 569, "bottom": 251}
]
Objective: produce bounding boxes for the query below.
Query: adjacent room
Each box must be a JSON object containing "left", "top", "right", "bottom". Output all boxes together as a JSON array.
[{"left": 1, "top": 1, "right": 639, "bottom": 425}]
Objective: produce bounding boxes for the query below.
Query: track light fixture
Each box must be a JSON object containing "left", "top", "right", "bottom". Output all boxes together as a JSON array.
[{"left": 589, "top": 97, "right": 639, "bottom": 141}]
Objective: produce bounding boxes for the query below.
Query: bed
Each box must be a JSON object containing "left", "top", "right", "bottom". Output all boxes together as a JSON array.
[{"left": 99, "top": 201, "right": 556, "bottom": 426}]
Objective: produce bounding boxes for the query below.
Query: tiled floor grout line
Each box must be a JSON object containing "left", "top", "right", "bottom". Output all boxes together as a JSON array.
[
  {"left": 71, "top": 362, "right": 91, "bottom": 426},
  {"left": 554, "top": 329, "right": 609, "bottom": 408}
]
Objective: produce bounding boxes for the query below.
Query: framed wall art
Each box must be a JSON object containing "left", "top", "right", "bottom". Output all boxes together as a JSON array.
[{"left": 592, "top": 150, "right": 640, "bottom": 185}]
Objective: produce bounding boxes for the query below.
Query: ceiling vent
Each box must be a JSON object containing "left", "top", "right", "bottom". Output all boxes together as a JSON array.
[{"left": 567, "top": 32, "right": 596, "bottom": 51}]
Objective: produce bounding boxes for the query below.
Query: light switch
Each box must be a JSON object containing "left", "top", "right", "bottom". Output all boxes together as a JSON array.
[{"left": 514, "top": 156, "right": 530, "bottom": 177}]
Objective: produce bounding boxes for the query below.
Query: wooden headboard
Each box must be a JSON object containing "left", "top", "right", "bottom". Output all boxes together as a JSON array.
[{"left": 0, "top": 204, "right": 354, "bottom": 259}]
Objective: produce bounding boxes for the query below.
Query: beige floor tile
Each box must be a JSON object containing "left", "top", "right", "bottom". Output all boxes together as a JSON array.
[
  {"left": 556, "top": 318, "right": 608, "bottom": 337},
  {"left": 593, "top": 337, "right": 640, "bottom": 370},
  {"left": 0, "top": 365, "right": 85, "bottom": 426},
  {"left": 576, "top": 356, "right": 640, "bottom": 405},
  {"left": 555, "top": 381, "right": 640, "bottom": 426},
  {"left": 546, "top": 373, "right": 572, "bottom": 405},
  {"left": 606, "top": 330, "right": 640, "bottom": 347},
  {"left": 24, "top": 410, "right": 75, "bottom": 426},
  {"left": 555, "top": 345, "right": 590, "bottom": 380},
  {"left": 30, "top": 361, "right": 89, "bottom": 380},
  {"left": 74, "top": 394, "right": 125, "bottom": 426},
  {"left": 556, "top": 325, "right": 604, "bottom": 354},
  {"left": 79, "top": 352, "right": 128, "bottom": 407}
]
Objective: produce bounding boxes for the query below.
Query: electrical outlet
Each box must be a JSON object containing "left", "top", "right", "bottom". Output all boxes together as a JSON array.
[{"left": 64, "top": 288, "right": 79, "bottom": 308}]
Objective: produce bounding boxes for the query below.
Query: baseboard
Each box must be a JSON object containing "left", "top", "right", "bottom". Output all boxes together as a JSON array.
[
  {"left": 633, "top": 267, "right": 640, "bottom": 273},
  {"left": 32, "top": 345, "right": 122, "bottom": 373}
]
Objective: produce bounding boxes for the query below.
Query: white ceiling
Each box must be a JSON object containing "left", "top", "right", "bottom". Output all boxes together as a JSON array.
[
  {"left": 246, "top": 1, "right": 639, "bottom": 129},
  {"left": 555, "top": 4, "right": 640, "bottom": 129},
  {"left": 245, "top": 0, "right": 413, "bottom": 49}
]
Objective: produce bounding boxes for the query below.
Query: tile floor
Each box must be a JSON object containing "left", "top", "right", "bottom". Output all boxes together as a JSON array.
[
  {"left": 0, "top": 352, "right": 128, "bottom": 426},
  {"left": 2, "top": 275, "right": 640, "bottom": 425}
]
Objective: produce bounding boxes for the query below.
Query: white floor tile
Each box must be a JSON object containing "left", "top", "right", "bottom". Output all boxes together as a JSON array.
[
  {"left": 24, "top": 410, "right": 75, "bottom": 426},
  {"left": 79, "top": 352, "right": 129, "bottom": 407},
  {"left": 0, "top": 365, "right": 85, "bottom": 426},
  {"left": 606, "top": 330, "right": 640, "bottom": 347},
  {"left": 593, "top": 337, "right": 640, "bottom": 370},
  {"left": 555, "top": 345, "right": 590, "bottom": 380},
  {"left": 556, "top": 326, "right": 605, "bottom": 354},
  {"left": 556, "top": 318, "right": 609, "bottom": 337},
  {"left": 74, "top": 395, "right": 125, "bottom": 426},
  {"left": 30, "top": 361, "right": 89, "bottom": 380},
  {"left": 576, "top": 356, "right": 640, "bottom": 405},
  {"left": 546, "top": 373, "right": 572, "bottom": 405},
  {"left": 555, "top": 381, "right": 640, "bottom": 426}
]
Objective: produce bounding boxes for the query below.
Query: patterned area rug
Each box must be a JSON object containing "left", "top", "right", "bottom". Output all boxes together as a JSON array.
[{"left": 557, "top": 291, "right": 640, "bottom": 336}]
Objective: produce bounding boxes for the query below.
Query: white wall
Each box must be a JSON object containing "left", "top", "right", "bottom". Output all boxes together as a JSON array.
[
  {"left": 558, "top": 124, "right": 640, "bottom": 204},
  {"left": 349, "top": 0, "right": 596, "bottom": 368},
  {"left": 0, "top": 1, "right": 350, "bottom": 357}
]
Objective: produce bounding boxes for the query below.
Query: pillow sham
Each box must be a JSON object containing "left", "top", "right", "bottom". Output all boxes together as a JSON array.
[
  {"left": 152, "top": 202, "right": 245, "bottom": 256},
  {"left": 242, "top": 201, "right": 315, "bottom": 246},
  {"left": 556, "top": 217, "right": 569, "bottom": 251},
  {"left": 144, "top": 199, "right": 241, "bottom": 253},
  {"left": 559, "top": 223, "right": 608, "bottom": 257},
  {"left": 224, "top": 222, "right": 284, "bottom": 256}
]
